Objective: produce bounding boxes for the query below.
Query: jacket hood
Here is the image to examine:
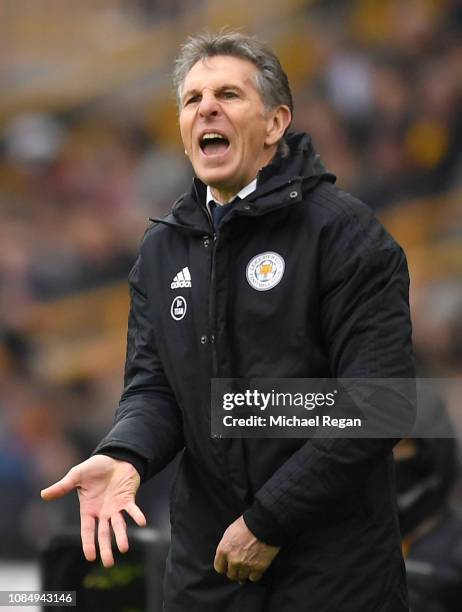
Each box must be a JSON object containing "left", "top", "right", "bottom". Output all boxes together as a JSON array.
[
  {"left": 153, "top": 132, "right": 335, "bottom": 234},
  {"left": 255, "top": 131, "right": 335, "bottom": 190}
]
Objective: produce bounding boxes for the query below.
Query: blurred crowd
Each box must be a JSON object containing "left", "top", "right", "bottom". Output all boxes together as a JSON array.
[
  {"left": 0, "top": 111, "right": 191, "bottom": 556},
  {"left": 0, "top": 3, "right": 461, "bottom": 606},
  {"left": 296, "top": 1, "right": 462, "bottom": 209}
]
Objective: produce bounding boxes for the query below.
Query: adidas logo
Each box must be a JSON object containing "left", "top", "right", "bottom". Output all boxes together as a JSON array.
[{"left": 171, "top": 267, "right": 192, "bottom": 289}]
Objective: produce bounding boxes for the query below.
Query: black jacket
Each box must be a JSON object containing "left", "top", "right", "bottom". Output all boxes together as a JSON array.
[{"left": 95, "top": 133, "right": 414, "bottom": 611}]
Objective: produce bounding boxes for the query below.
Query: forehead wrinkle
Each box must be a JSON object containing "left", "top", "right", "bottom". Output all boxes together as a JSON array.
[
  {"left": 181, "top": 56, "right": 261, "bottom": 100},
  {"left": 183, "top": 83, "right": 247, "bottom": 98}
]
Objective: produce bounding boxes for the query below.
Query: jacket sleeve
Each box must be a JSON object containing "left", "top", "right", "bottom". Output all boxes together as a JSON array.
[
  {"left": 93, "top": 248, "right": 184, "bottom": 481},
  {"left": 243, "top": 193, "right": 415, "bottom": 546}
]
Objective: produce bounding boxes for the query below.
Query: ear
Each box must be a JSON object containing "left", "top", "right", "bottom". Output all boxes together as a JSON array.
[{"left": 264, "top": 106, "right": 292, "bottom": 147}]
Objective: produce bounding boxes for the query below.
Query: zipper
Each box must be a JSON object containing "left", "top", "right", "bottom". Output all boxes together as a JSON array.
[
  {"left": 209, "top": 231, "right": 218, "bottom": 378},
  {"left": 202, "top": 180, "right": 218, "bottom": 377}
]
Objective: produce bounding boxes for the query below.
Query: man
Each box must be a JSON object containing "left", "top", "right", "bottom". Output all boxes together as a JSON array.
[{"left": 42, "top": 31, "right": 414, "bottom": 611}]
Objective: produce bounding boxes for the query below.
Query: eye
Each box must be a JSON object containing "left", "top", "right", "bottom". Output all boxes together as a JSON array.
[
  {"left": 222, "top": 90, "right": 239, "bottom": 99},
  {"left": 185, "top": 95, "right": 200, "bottom": 106}
]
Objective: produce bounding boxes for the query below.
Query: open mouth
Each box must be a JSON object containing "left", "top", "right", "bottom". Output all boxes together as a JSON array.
[{"left": 199, "top": 132, "right": 230, "bottom": 156}]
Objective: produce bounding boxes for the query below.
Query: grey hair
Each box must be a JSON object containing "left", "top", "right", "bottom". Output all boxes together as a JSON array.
[{"left": 173, "top": 30, "right": 293, "bottom": 154}]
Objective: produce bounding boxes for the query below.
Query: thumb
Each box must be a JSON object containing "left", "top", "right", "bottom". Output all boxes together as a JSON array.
[{"left": 41, "top": 469, "right": 79, "bottom": 501}]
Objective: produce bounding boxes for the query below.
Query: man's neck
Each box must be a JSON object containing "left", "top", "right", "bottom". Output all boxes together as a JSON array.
[
  {"left": 210, "top": 186, "right": 240, "bottom": 205},
  {"left": 207, "top": 178, "right": 258, "bottom": 208},
  {"left": 207, "top": 146, "right": 280, "bottom": 204}
]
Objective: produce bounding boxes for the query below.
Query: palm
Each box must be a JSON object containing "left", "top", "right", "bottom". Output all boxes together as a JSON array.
[
  {"left": 76, "top": 456, "right": 139, "bottom": 517},
  {"left": 41, "top": 455, "right": 146, "bottom": 567}
]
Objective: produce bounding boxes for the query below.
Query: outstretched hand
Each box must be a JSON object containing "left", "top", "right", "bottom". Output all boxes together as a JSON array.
[
  {"left": 41, "top": 455, "right": 146, "bottom": 567},
  {"left": 214, "top": 516, "right": 280, "bottom": 583}
]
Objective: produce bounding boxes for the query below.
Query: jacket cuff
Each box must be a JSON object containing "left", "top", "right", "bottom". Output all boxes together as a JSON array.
[
  {"left": 243, "top": 499, "right": 288, "bottom": 547},
  {"left": 92, "top": 447, "right": 148, "bottom": 482}
]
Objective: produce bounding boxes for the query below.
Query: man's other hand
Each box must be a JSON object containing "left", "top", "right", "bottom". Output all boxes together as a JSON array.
[
  {"left": 40, "top": 455, "right": 146, "bottom": 568},
  {"left": 214, "top": 516, "right": 280, "bottom": 583}
]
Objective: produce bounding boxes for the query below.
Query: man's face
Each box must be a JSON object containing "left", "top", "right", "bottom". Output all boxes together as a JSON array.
[{"left": 179, "top": 55, "right": 281, "bottom": 197}]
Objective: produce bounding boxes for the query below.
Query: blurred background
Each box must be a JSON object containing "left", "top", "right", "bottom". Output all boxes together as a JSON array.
[{"left": 0, "top": 0, "right": 461, "bottom": 610}]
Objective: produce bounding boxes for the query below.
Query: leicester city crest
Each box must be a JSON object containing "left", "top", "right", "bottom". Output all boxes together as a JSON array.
[{"left": 246, "top": 252, "right": 285, "bottom": 291}]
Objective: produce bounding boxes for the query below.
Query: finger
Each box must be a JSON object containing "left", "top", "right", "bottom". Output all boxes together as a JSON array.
[
  {"left": 125, "top": 502, "right": 147, "bottom": 527},
  {"left": 214, "top": 550, "right": 227, "bottom": 574},
  {"left": 226, "top": 562, "right": 239, "bottom": 582},
  {"left": 41, "top": 469, "right": 79, "bottom": 501},
  {"left": 98, "top": 517, "right": 114, "bottom": 567},
  {"left": 237, "top": 567, "right": 250, "bottom": 583},
  {"left": 80, "top": 513, "right": 96, "bottom": 562},
  {"left": 111, "top": 512, "right": 129, "bottom": 554},
  {"left": 248, "top": 571, "right": 264, "bottom": 583}
]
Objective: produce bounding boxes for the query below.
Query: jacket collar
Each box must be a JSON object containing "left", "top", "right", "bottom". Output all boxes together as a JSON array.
[{"left": 152, "top": 132, "right": 336, "bottom": 234}]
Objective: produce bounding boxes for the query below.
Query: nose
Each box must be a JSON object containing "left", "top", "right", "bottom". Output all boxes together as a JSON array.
[{"left": 198, "top": 90, "right": 220, "bottom": 118}]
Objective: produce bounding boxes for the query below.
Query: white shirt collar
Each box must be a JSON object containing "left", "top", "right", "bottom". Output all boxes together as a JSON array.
[{"left": 206, "top": 178, "right": 258, "bottom": 209}]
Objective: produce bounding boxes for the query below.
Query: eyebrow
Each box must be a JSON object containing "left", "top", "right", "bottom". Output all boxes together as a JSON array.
[{"left": 182, "top": 84, "right": 245, "bottom": 102}]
